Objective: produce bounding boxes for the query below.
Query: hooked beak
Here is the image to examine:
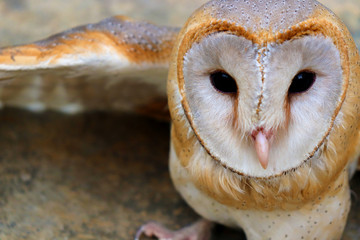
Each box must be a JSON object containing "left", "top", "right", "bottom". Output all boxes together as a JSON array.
[{"left": 251, "top": 128, "right": 273, "bottom": 169}]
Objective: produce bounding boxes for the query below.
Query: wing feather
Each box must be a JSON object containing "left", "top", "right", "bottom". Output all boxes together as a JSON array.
[{"left": 0, "top": 16, "right": 179, "bottom": 119}]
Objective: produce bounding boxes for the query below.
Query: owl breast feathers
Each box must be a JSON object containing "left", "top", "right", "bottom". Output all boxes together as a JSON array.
[{"left": 0, "top": 0, "right": 359, "bottom": 240}]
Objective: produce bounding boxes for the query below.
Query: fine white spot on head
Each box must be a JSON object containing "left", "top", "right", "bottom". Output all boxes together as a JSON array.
[{"left": 203, "top": 0, "right": 317, "bottom": 33}]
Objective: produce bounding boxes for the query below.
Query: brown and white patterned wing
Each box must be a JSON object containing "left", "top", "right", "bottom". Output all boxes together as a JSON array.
[{"left": 0, "top": 16, "right": 179, "bottom": 120}]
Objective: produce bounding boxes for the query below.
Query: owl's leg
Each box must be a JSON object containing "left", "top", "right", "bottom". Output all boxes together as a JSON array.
[{"left": 135, "top": 219, "right": 213, "bottom": 240}]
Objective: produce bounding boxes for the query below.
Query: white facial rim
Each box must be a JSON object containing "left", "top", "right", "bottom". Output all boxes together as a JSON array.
[{"left": 182, "top": 33, "right": 343, "bottom": 178}]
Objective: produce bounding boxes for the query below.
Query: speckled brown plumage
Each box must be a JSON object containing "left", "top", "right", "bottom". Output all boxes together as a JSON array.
[
  {"left": 0, "top": 16, "right": 179, "bottom": 66},
  {"left": 0, "top": 16, "right": 179, "bottom": 116}
]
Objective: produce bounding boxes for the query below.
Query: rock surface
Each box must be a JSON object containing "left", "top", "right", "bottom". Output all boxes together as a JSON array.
[{"left": 0, "top": 109, "right": 358, "bottom": 240}]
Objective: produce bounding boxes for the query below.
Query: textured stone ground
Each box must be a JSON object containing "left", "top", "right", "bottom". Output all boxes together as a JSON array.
[
  {"left": 0, "top": 0, "right": 359, "bottom": 240},
  {"left": 0, "top": 109, "right": 358, "bottom": 240}
]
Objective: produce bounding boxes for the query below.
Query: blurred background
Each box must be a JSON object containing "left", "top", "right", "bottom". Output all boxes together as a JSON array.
[
  {"left": 0, "top": 0, "right": 359, "bottom": 49},
  {"left": 0, "top": 1, "right": 359, "bottom": 240}
]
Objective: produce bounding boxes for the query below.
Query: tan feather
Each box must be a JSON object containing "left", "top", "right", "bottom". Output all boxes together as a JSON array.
[{"left": 0, "top": 16, "right": 179, "bottom": 119}]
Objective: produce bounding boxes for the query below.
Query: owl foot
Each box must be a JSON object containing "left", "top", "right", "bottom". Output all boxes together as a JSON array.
[{"left": 135, "top": 219, "right": 213, "bottom": 240}]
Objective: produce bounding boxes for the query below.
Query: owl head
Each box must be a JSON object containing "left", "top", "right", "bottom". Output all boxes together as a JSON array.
[{"left": 168, "top": 0, "right": 360, "bottom": 179}]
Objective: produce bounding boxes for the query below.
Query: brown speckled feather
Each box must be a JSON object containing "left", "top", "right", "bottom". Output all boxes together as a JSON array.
[{"left": 0, "top": 16, "right": 179, "bottom": 119}]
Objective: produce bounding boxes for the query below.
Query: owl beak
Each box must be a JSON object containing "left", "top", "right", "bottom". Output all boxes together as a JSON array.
[{"left": 252, "top": 129, "right": 272, "bottom": 169}]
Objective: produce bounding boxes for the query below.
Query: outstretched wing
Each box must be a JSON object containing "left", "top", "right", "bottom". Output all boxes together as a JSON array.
[{"left": 0, "top": 16, "right": 180, "bottom": 120}]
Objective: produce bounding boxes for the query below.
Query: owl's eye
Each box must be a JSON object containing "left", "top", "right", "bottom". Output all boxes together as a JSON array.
[
  {"left": 210, "top": 71, "right": 238, "bottom": 94},
  {"left": 288, "top": 71, "right": 316, "bottom": 94}
]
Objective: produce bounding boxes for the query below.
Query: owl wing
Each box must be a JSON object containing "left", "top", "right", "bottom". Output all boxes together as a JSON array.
[{"left": 0, "top": 16, "right": 180, "bottom": 120}]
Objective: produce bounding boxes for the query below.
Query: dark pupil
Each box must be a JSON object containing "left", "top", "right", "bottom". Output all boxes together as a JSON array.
[
  {"left": 210, "top": 71, "right": 238, "bottom": 93},
  {"left": 289, "top": 71, "right": 316, "bottom": 94}
]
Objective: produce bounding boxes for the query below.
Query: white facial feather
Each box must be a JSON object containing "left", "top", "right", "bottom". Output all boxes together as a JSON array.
[{"left": 182, "top": 33, "right": 343, "bottom": 177}]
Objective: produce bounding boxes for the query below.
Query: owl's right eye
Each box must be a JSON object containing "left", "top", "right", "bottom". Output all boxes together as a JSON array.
[
  {"left": 210, "top": 71, "right": 238, "bottom": 94},
  {"left": 288, "top": 70, "right": 316, "bottom": 94}
]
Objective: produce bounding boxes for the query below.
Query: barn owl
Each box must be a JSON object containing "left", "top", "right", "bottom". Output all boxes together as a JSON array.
[{"left": 0, "top": 0, "right": 359, "bottom": 240}]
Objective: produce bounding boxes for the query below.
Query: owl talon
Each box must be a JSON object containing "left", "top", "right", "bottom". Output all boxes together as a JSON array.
[{"left": 135, "top": 219, "right": 213, "bottom": 240}]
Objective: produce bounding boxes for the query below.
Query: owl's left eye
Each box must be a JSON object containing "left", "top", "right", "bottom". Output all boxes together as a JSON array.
[{"left": 210, "top": 71, "right": 238, "bottom": 94}]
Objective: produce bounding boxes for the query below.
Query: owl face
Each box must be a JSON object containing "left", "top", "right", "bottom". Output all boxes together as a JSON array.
[{"left": 171, "top": 0, "right": 351, "bottom": 178}]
